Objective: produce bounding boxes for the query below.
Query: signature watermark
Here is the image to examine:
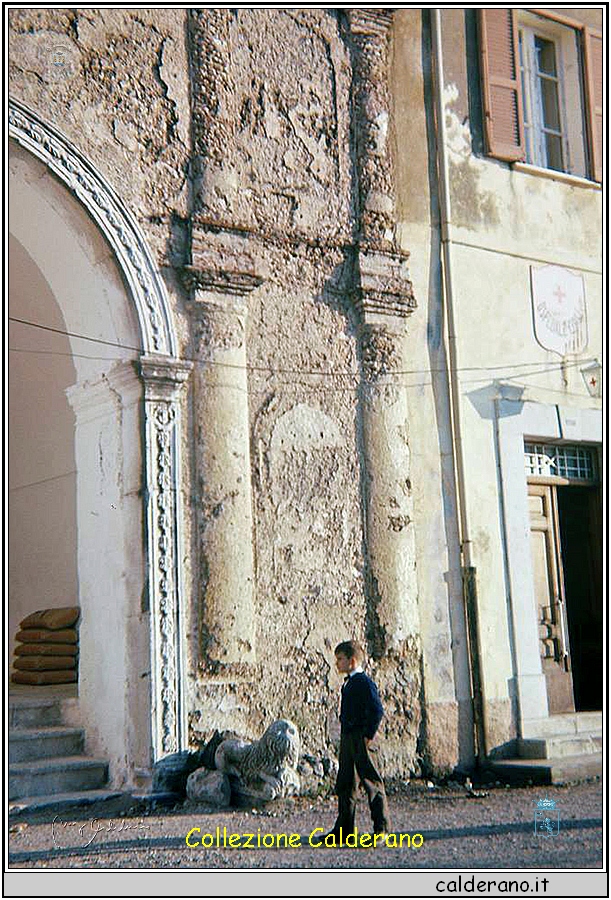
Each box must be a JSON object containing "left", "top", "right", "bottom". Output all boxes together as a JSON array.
[
  {"left": 534, "top": 797, "right": 560, "bottom": 837},
  {"left": 52, "top": 815, "right": 150, "bottom": 849}
]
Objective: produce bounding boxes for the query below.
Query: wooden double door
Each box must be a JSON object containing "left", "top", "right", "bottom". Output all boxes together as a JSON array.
[{"left": 528, "top": 480, "right": 602, "bottom": 714}]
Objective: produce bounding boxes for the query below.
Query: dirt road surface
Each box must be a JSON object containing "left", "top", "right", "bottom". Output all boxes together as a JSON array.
[{"left": 8, "top": 779, "right": 602, "bottom": 871}]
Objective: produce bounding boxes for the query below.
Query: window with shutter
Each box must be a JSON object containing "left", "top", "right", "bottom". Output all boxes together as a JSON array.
[
  {"left": 479, "top": 9, "right": 603, "bottom": 183},
  {"left": 479, "top": 8, "right": 525, "bottom": 162},
  {"left": 584, "top": 29, "right": 603, "bottom": 183}
]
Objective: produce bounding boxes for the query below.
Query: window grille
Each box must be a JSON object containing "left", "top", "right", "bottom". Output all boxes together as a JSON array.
[{"left": 524, "top": 443, "right": 596, "bottom": 480}]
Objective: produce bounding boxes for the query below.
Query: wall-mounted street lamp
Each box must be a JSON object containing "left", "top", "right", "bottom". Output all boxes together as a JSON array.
[{"left": 580, "top": 359, "right": 602, "bottom": 398}]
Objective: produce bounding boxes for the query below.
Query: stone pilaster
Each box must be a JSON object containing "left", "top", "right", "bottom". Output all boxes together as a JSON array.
[
  {"left": 344, "top": 10, "right": 419, "bottom": 659},
  {"left": 359, "top": 318, "right": 418, "bottom": 660},
  {"left": 188, "top": 9, "right": 240, "bottom": 222},
  {"left": 345, "top": 9, "right": 396, "bottom": 249},
  {"left": 140, "top": 356, "right": 192, "bottom": 756},
  {"left": 183, "top": 231, "right": 264, "bottom": 675}
]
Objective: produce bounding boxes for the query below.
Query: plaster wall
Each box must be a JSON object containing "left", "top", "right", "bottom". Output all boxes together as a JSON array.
[
  {"left": 8, "top": 234, "right": 78, "bottom": 661},
  {"left": 392, "top": 9, "right": 602, "bottom": 752},
  {"left": 392, "top": 8, "right": 474, "bottom": 772}
]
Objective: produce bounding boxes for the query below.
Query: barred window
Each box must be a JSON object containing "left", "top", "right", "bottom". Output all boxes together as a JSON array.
[{"left": 524, "top": 443, "right": 596, "bottom": 480}]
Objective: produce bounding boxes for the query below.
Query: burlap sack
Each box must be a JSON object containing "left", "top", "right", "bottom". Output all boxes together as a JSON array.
[
  {"left": 20, "top": 607, "right": 80, "bottom": 630},
  {"left": 15, "top": 643, "right": 78, "bottom": 657},
  {"left": 11, "top": 670, "right": 77, "bottom": 685},
  {"left": 16, "top": 628, "right": 78, "bottom": 644},
  {"left": 13, "top": 656, "right": 77, "bottom": 671}
]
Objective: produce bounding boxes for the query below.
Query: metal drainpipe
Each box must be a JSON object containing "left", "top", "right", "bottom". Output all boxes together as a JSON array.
[{"left": 431, "top": 9, "right": 488, "bottom": 764}]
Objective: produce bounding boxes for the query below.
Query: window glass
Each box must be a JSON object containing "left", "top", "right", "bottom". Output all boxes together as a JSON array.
[{"left": 517, "top": 15, "right": 588, "bottom": 177}]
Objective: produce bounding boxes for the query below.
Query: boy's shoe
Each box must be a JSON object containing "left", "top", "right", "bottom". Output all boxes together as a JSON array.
[{"left": 373, "top": 831, "right": 388, "bottom": 847}]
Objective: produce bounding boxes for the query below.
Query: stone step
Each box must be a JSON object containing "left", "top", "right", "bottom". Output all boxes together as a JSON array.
[
  {"left": 9, "top": 756, "right": 109, "bottom": 801},
  {"left": 9, "top": 726, "right": 84, "bottom": 763},
  {"left": 9, "top": 789, "right": 126, "bottom": 818},
  {"left": 486, "top": 752, "right": 602, "bottom": 786},
  {"left": 517, "top": 734, "right": 601, "bottom": 760},
  {"left": 521, "top": 711, "right": 602, "bottom": 738},
  {"left": 9, "top": 698, "right": 62, "bottom": 729}
]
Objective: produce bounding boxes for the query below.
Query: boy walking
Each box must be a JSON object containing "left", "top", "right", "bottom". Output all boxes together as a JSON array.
[{"left": 326, "top": 639, "right": 391, "bottom": 842}]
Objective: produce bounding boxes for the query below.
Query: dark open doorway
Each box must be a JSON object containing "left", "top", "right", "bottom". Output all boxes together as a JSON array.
[{"left": 557, "top": 484, "right": 603, "bottom": 711}]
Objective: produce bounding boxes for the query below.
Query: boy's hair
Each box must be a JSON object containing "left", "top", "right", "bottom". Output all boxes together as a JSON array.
[{"left": 335, "top": 640, "right": 365, "bottom": 663}]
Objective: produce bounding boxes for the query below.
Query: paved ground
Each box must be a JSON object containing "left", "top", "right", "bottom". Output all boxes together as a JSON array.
[{"left": 8, "top": 779, "right": 603, "bottom": 871}]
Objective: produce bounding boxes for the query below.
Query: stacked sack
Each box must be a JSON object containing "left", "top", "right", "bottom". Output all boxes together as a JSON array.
[{"left": 12, "top": 607, "right": 79, "bottom": 685}]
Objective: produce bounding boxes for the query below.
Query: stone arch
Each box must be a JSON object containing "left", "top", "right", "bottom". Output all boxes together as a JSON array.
[{"left": 9, "top": 97, "right": 191, "bottom": 774}]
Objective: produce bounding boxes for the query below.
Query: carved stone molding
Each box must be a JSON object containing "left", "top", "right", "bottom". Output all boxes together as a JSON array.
[
  {"left": 356, "top": 248, "right": 417, "bottom": 321},
  {"left": 8, "top": 98, "right": 176, "bottom": 357},
  {"left": 141, "top": 361, "right": 191, "bottom": 757},
  {"left": 183, "top": 265, "right": 263, "bottom": 299},
  {"left": 187, "top": 226, "right": 266, "bottom": 296},
  {"left": 140, "top": 355, "right": 193, "bottom": 401},
  {"left": 183, "top": 228, "right": 265, "bottom": 357}
]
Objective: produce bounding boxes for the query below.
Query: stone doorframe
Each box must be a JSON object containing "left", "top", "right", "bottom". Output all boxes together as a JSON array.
[
  {"left": 9, "top": 97, "right": 191, "bottom": 759},
  {"left": 494, "top": 389, "right": 601, "bottom": 733}
]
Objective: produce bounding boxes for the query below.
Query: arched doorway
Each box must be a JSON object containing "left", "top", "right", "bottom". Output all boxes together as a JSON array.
[{"left": 9, "top": 99, "right": 191, "bottom": 786}]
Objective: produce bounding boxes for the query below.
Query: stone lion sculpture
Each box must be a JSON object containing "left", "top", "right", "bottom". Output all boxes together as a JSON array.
[{"left": 214, "top": 719, "right": 301, "bottom": 802}]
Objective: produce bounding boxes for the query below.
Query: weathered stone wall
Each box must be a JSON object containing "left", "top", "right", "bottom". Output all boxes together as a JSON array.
[
  {"left": 9, "top": 8, "right": 425, "bottom": 780},
  {"left": 8, "top": 9, "right": 191, "bottom": 254},
  {"left": 185, "top": 10, "right": 421, "bottom": 776}
]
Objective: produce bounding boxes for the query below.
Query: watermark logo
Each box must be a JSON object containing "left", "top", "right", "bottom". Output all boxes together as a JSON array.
[
  {"left": 534, "top": 797, "right": 560, "bottom": 837},
  {"left": 39, "top": 43, "right": 77, "bottom": 82}
]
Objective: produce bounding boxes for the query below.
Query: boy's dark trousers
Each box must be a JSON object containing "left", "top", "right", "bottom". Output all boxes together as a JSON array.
[{"left": 332, "top": 729, "right": 391, "bottom": 834}]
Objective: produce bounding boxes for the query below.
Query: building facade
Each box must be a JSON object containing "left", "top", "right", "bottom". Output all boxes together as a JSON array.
[{"left": 8, "top": 8, "right": 602, "bottom": 790}]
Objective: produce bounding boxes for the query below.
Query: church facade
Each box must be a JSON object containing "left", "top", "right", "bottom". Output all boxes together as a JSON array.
[{"left": 8, "top": 8, "right": 602, "bottom": 791}]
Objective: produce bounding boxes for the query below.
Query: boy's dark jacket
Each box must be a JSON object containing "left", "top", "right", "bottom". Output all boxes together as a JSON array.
[{"left": 340, "top": 671, "right": 384, "bottom": 739}]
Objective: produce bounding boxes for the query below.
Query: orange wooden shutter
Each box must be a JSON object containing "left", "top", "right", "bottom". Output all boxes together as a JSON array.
[
  {"left": 584, "top": 28, "right": 603, "bottom": 182},
  {"left": 479, "top": 8, "right": 525, "bottom": 162}
]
